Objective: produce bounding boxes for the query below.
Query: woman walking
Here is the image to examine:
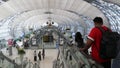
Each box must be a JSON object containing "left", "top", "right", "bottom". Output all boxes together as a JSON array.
[{"left": 38, "top": 51, "right": 41, "bottom": 61}]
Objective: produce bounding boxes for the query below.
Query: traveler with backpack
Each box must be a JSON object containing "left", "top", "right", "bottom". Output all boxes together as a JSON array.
[{"left": 80, "top": 17, "right": 111, "bottom": 68}]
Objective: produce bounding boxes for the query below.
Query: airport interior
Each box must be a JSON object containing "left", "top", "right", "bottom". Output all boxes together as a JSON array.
[{"left": 0, "top": 0, "right": 120, "bottom": 68}]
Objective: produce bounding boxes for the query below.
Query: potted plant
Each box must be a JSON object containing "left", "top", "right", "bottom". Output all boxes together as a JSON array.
[
  {"left": 25, "top": 35, "right": 29, "bottom": 38},
  {"left": 18, "top": 48, "right": 25, "bottom": 55},
  {"left": 66, "top": 28, "right": 70, "bottom": 30},
  {"left": 69, "top": 36, "right": 72, "bottom": 38}
]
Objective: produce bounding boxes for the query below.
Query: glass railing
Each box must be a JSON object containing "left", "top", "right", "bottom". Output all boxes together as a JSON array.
[
  {"left": 0, "top": 51, "right": 19, "bottom": 68},
  {"left": 0, "top": 59, "right": 14, "bottom": 68},
  {"left": 0, "top": 51, "right": 36, "bottom": 68},
  {"left": 25, "top": 60, "right": 34, "bottom": 68},
  {"left": 54, "top": 45, "right": 103, "bottom": 68}
]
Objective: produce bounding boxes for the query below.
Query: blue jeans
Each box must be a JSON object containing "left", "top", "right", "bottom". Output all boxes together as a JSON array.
[{"left": 112, "top": 59, "right": 120, "bottom": 68}]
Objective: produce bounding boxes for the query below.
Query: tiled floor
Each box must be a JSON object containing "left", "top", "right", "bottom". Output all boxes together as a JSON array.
[{"left": 1, "top": 47, "right": 58, "bottom": 68}]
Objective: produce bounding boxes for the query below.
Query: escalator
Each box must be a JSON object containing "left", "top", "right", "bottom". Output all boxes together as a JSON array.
[
  {"left": 50, "top": 26, "right": 104, "bottom": 68},
  {"left": 53, "top": 44, "right": 103, "bottom": 68}
]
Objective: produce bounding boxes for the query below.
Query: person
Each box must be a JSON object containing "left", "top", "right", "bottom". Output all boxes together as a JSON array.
[
  {"left": 42, "top": 48, "right": 45, "bottom": 60},
  {"left": 75, "top": 32, "right": 84, "bottom": 48},
  {"left": 112, "top": 39, "right": 120, "bottom": 68},
  {"left": 16, "top": 39, "right": 23, "bottom": 48},
  {"left": 38, "top": 51, "right": 41, "bottom": 61},
  {"left": 33, "top": 63, "right": 40, "bottom": 68},
  {"left": 80, "top": 17, "right": 111, "bottom": 68},
  {"left": 13, "top": 39, "right": 16, "bottom": 47},
  {"left": 34, "top": 50, "right": 37, "bottom": 61},
  {"left": 8, "top": 39, "right": 13, "bottom": 56},
  {"left": 24, "top": 40, "right": 29, "bottom": 49}
]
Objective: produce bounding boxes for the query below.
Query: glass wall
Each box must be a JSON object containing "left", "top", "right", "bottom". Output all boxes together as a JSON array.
[{"left": 92, "top": 0, "right": 120, "bottom": 33}]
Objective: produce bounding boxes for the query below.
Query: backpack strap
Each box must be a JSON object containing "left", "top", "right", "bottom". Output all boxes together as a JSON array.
[
  {"left": 96, "top": 26, "right": 111, "bottom": 33},
  {"left": 94, "top": 27, "right": 106, "bottom": 54},
  {"left": 96, "top": 27, "right": 104, "bottom": 33}
]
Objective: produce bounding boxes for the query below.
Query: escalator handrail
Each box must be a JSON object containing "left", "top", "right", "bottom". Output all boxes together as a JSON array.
[{"left": 0, "top": 51, "right": 19, "bottom": 66}]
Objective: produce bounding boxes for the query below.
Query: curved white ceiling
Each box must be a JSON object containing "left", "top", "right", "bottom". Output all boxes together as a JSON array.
[
  {"left": 9, "top": 9, "right": 85, "bottom": 28},
  {"left": 0, "top": 0, "right": 108, "bottom": 27}
]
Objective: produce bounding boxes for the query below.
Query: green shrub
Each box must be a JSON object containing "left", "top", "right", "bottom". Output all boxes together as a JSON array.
[{"left": 18, "top": 48, "right": 25, "bottom": 55}]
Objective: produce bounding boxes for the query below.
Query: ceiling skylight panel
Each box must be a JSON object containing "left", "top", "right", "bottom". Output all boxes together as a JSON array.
[
  {"left": 48, "top": 0, "right": 55, "bottom": 9},
  {"left": 20, "top": 0, "right": 33, "bottom": 10},
  {"left": 0, "top": 4, "right": 15, "bottom": 20},
  {"left": 56, "top": 0, "right": 67, "bottom": 9},
  {"left": 42, "top": 0, "right": 49, "bottom": 8},
  {"left": 11, "top": 0, "right": 27, "bottom": 11},
  {"left": 69, "top": 0, "right": 82, "bottom": 10},
  {"left": 33, "top": 0, "right": 43, "bottom": 9},
  {"left": 64, "top": 0, "right": 75, "bottom": 10}
]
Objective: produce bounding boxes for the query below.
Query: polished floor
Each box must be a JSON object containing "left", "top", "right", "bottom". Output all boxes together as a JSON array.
[{"left": 1, "top": 47, "right": 58, "bottom": 68}]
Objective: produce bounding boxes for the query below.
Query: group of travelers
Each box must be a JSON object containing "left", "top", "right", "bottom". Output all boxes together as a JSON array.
[
  {"left": 34, "top": 48, "right": 45, "bottom": 62},
  {"left": 75, "top": 17, "right": 120, "bottom": 68}
]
